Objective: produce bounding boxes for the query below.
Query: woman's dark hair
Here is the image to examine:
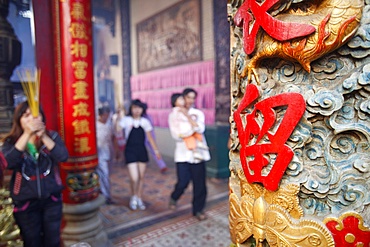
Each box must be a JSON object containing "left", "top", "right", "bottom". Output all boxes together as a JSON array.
[
  {"left": 182, "top": 88, "right": 197, "bottom": 98},
  {"left": 98, "top": 105, "right": 111, "bottom": 116},
  {"left": 170, "top": 93, "right": 182, "bottom": 107},
  {"left": 1, "top": 101, "right": 47, "bottom": 146},
  {"left": 128, "top": 99, "right": 147, "bottom": 116}
]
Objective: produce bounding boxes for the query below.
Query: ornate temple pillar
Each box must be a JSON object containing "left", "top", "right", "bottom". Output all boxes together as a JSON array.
[
  {"left": 119, "top": 0, "right": 131, "bottom": 109},
  {"left": 228, "top": 0, "right": 370, "bottom": 246},
  {"left": 0, "top": 0, "right": 21, "bottom": 134},
  {"left": 0, "top": 1, "right": 22, "bottom": 246},
  {"left": 204, "top": 0, "right": 231, "bottom": 179},
  {"left": 51, "top": 1, "right": 108, "bottom": 246},
  {"left": 33, "top": 0, "right": 58, "bottom": 131}
]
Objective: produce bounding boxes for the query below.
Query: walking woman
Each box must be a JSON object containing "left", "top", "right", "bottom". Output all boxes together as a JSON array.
[
  {"left": 119, "top": 99, "right": 161, "bottom": 210},
  {"left": 1, "top": 101, "right": 68, "bottom": 247}
]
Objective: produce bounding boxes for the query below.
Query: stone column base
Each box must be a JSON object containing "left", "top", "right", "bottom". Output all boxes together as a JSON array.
[{"left": 61, "top": 195, "right": 110, "bottom": 247}]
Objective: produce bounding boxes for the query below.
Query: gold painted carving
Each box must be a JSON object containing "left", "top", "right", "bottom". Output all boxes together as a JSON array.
[
  {"left": 0, "top": 188, "right": 22, "bottom": 246},
  {"left": 229, "top": 0, "right": 369, "bottom": 246},
  {"left": 237, "top": 0, "right": 364, "bottom": 84},
  {"left": 237, "top": 169, "right": 303, "bottom": 219},
  {"left": 229, "top": 169, "right": 335, "bottom": 246}
]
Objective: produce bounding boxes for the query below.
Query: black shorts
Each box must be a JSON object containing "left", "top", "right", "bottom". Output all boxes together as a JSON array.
[{"left": 124, "top": 145, "right": 149, "bottom": 164}]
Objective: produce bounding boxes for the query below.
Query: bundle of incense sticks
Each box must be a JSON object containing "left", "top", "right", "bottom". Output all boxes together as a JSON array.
[{"left": 17, "top": 68, "right": 41, "bottom": 117}]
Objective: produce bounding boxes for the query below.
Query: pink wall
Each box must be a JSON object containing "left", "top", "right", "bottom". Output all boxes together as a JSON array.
[{"left": 131, "top": 60, "right": 215, "bottom": 127}]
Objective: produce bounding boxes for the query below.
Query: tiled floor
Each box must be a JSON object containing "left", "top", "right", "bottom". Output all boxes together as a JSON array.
[
  {"left": 116, "top": 203, "right": 230, "bottom": 247},
  {"left": 99, "top": 156, "right": 230, "bottom": 246}
]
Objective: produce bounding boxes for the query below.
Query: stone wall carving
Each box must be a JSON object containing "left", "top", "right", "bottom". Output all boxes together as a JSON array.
[
  {"left": 136, "top": 0, "right": 202, "bottom": 73},
  {"left": 228, "top": 0, "right": 370, "bottom": 246}
]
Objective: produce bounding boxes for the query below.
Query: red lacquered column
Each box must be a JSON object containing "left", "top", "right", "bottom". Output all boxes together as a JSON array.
[
  {"left": 53, "top": 0, "right": 99, "bottom": 204},
  {"left": 51, "top": 1, "right": 107, "bottom": 245}
]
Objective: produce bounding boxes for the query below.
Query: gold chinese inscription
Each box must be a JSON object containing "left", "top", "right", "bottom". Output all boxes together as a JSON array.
[
  {"left": 68, "top": 1, "right": 93, "bottom": 154},
  {"left": 72, "top": 102, "right": 90, "bottom": 117},
  {"left": 74, "top": 137, "right": 91, "bottom": 153}
]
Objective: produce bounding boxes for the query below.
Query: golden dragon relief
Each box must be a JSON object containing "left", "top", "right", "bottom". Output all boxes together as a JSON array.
[{"left": 233, "top": 0, "right": 364, "bottom": 84}]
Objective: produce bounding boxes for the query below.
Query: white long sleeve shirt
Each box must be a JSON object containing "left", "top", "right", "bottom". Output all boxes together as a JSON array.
[
  {"left": 169, "top": 107, "right": 194, "bottom": 138},
  {"left": 96, "top": 120, "right": 113, "bottom": 161},
  {"left": 168, "top": 107, "right": 211, "bottom": 163}
]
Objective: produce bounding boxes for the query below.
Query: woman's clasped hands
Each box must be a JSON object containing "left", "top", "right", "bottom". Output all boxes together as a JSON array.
[{"left": 22, "top": 115, "right": 45, "bottom": 137}]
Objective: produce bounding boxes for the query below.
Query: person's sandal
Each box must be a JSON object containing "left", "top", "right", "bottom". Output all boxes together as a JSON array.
[
  {"left": 195, "top": 212, "right": 207, "bottom": 221},
  {"left": 169, "top": 198, "right": 177, "bottom": 210}
]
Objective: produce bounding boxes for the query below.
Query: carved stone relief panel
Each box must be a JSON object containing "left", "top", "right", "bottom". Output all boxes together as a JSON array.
[{"left": 228, "top": 0, "right": 370, "bottom": 246}]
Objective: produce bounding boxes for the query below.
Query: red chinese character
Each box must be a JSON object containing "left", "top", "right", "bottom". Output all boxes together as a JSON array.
[
  {"left": 234, "top": 0, "right": 316, "bottom": 54},
  {"left": 234, "top": 84, "right": 305, "bottom": 190}
]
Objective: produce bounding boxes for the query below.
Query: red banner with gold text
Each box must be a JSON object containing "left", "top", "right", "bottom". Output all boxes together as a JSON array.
[{"left": 53, "top": 0, "right": 99, "bottom": 204}]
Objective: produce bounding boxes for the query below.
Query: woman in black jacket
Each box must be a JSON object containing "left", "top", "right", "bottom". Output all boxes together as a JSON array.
[{"left": 1, "top": 101, "right": 68, "bottom": 247}]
